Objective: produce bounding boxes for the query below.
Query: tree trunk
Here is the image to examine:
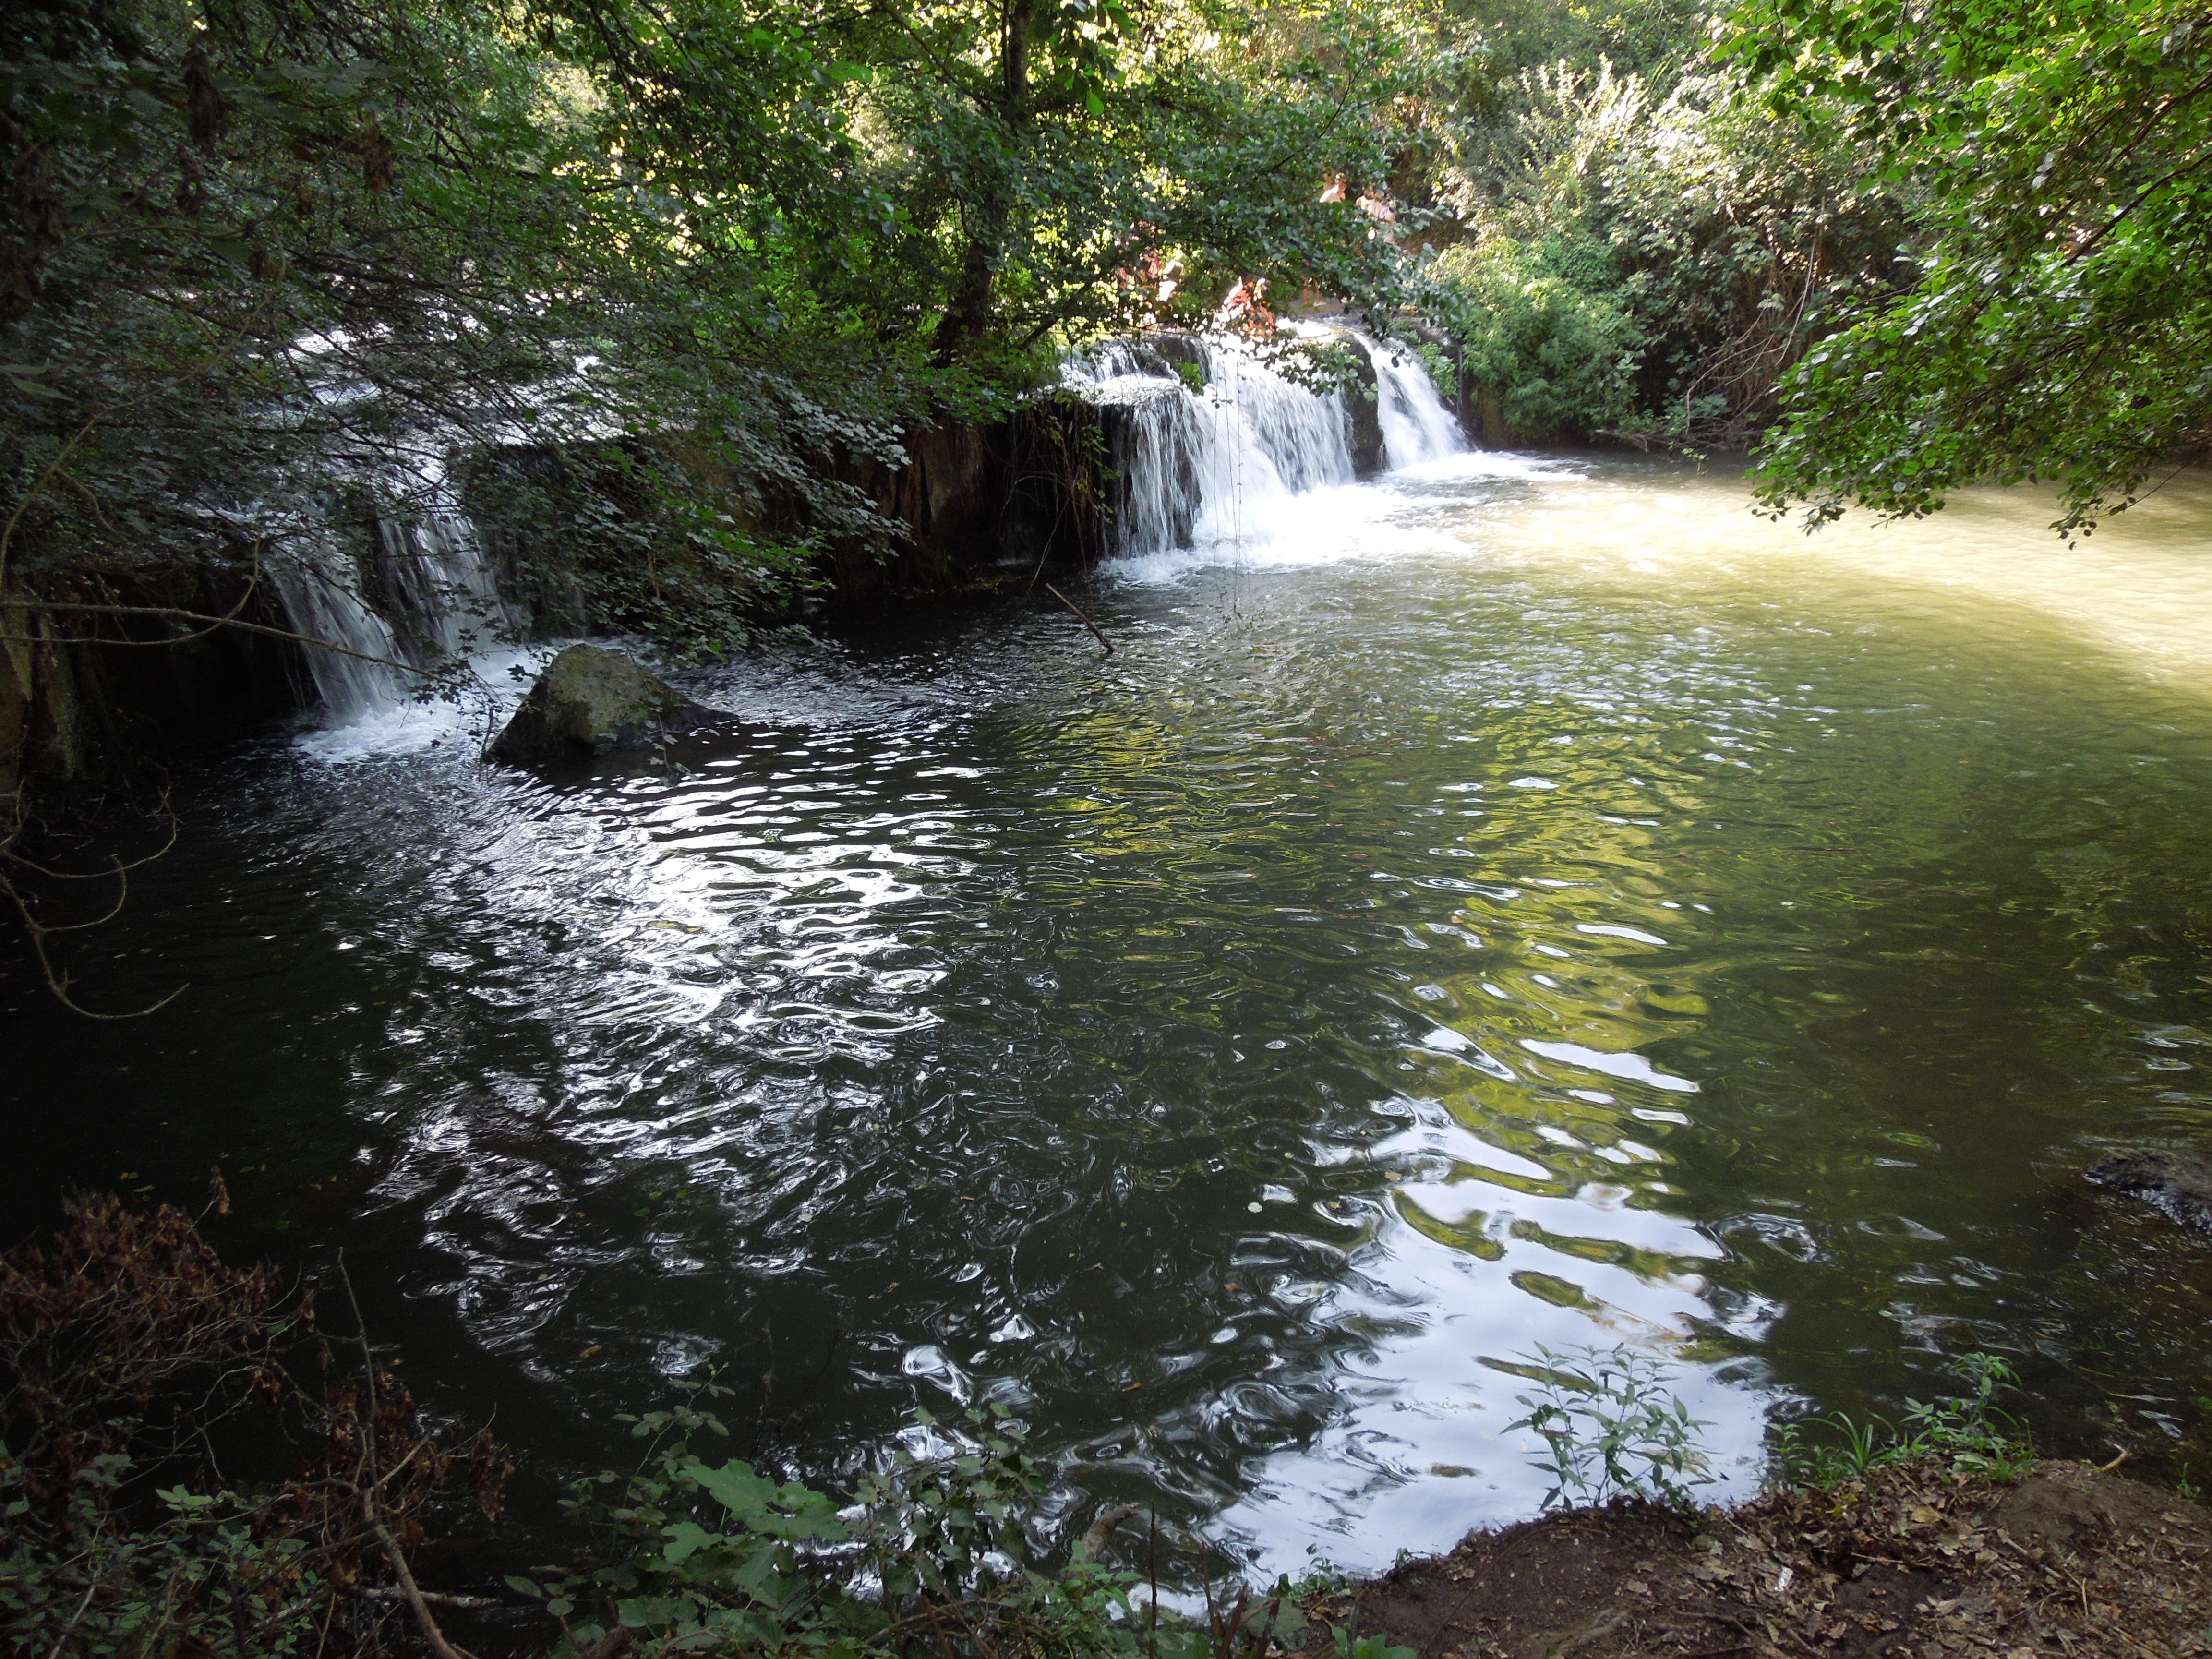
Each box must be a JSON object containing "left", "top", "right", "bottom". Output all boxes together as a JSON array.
[{"left": 933, "top": 0, "right": 1034, "bottom": 362}]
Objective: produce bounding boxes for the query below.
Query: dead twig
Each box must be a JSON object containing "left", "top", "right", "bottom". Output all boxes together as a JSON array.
[
  {"left": 0, "top": 597, "right": 461, "bottom": 684},
  {"left": 42, "top": 1581, "right": 99, "bottom": 1659},
  {"left": 1077, "top": 1502, "right": 1142, "bottom": 1563},
  {"left": 0, "top": 863, "right": 188, "bottom": 1019},
  {"left": 357, "top": 1587, "right": 500, "bottom": 1610},
  {"left": 1538, "top": 1605, "right": 1628, "bottom": 1657},
  {"left": 338, "top": 1259, "right": 479, "bottom": 1659},
  {"left": 0, "top": 794, "right": 189, "bottom": 1018},
  {"left": 1045, "top": 583, "right": 1114, "bottom": 655}
]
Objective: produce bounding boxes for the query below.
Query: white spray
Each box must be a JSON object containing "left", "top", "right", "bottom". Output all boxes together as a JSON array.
[{"left": 1063, "top": 331, "right": 1468, "bottom": 560}]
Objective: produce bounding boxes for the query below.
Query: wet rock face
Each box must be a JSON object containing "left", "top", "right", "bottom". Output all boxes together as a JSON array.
[
  {"left": 487, "top": 644, "right": 710, "bottom": 763},
  {"left": 2087, "top": 1148, "right": 2212, "bottom": 1234},
  {"left": 1344, "top": 360, "right": 1385, "bottom": 478}
]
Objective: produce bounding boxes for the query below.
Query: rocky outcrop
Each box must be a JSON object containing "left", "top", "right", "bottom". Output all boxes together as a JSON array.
[
  {"left": 827, "top": 397, "right": 1107, "bottom": 604},
  {"left": 487, "top": 644, "right": 713, "bottom": 763},
  {"left": 1344, "top": 342, "right": 1386, "bottom": 477},
  {"left": 2, "top": 573, "right": 298, "bottom": 817},
  {"left": 2087, "top": 1147, "right": 2212, "bottom": 1234}
]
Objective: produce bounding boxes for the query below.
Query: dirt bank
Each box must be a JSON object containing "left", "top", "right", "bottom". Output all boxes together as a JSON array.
[{"left": 1312, "top": 1460, "right": 2211, "bottom": 1659}]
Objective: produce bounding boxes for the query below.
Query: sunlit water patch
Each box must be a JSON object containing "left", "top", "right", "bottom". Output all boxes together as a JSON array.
[{"left": 7, "top": 457, "right": 2212, "bottom": 1579}]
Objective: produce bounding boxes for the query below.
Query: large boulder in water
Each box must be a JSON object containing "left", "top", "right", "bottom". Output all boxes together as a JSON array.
[
  {"left": 2087, "top": 1148, "right": 2212, "bottom": 1234},
  {"left": 488, "top": 644, "right": 712, "bottom": 764}
]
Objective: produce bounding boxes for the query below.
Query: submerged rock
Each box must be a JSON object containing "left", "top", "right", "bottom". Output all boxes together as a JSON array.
[
  {"left": 2086, "top": 1147, "right": 2212, "bottom": 1234},
  {"left": 488, "top": 644, "right": 712, "bottom": 763}
]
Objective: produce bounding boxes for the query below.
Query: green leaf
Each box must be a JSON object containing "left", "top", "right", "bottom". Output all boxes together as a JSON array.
[
  {"left": 662, "top": 1520, "right": 717, "bottom": 1564},
  {"left": 680, "top": 1457, "right": 778, "bottom": 1518}
]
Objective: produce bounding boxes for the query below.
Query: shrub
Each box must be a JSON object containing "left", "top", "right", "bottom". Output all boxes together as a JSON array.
[
  {"left": 1773, "top": 1353, "right": 2034, "bottom": 1489},
  {"left": 1427, "top": 240, "right": 1645, "bottom": 441},
  {"left": 0, "top": 1190, "right": 508, "bottom": 1659},
  {"left": 515, "top": 1380, "right": 1308, "bottom": 1659},
  {"left": 1505, "top": 1343, "right": 1714, "bottom": 1511}
]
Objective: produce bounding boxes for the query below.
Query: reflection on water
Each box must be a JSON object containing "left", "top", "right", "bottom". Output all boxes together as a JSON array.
[{"left": 7, "top": 456, "right": 2212, "bottom": 1575}]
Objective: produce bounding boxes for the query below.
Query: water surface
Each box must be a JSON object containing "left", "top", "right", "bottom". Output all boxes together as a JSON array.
[{"left": 8, "top": 454, "right": 2212, "bottom": 1573}]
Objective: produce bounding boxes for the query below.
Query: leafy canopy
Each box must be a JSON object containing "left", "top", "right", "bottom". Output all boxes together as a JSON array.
[
  {"left": 0, "top": 0, "right": 1432, "bottom": 665},
  {"left": 1722, "top": 0, "right": 2212, "bottom": 530}
]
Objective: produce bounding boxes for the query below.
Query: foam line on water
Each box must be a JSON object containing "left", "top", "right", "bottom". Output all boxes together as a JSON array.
[{"left": 1101, "top": 451, "right": 1588, "bottom": 585}]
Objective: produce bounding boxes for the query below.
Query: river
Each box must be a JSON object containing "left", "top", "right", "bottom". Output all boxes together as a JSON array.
[{"left": 6, "top": 431, "right": 2212, "bottom": 1578}]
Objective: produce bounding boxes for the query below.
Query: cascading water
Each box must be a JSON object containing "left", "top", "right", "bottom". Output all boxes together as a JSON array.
[
  {"left": 1062, "top": 337, "right": 1357, "bottom": 558},
  {"left": 272, "top": 494, "right": 517, "bottom": 726},
  {"left": 1365, "top": 339, "right": 1466, "bottom": 469},
  {"left": 277, "top": 333, "right": 1467, "bottom": 720},
  {"left": 370, "top": 511, "right": 512, "bottom": 665},
  {"left": 1063, "top": 331, "right": 1467, "bottom": 560},
  {"left": 268, "top": 537, "right": 415, "bottom": 723}
]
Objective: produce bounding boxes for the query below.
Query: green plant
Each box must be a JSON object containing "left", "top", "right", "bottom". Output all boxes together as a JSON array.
[
  {"left": 1428, "top": 240, "right": 1645, "bottom": 442},
  {"left": 0, "top": 1459, "right": 339, "bottom": 1659},
  {"left": 515, "top": 1379, "right": 1306, "bottom": 1659},
  {"left": 1281, "top": 1546, "right": 1353, "bottom": 1601},
  {"left": 1773, "top": 1353, "right": 2034, "bottom": 1489},
  {"left": 0, "top": 1192, "right": 508, "bottom": 1659},
  {"left": 1726, "top": 0, "right": 2212, "bottom": 534},
  {"left": 1333, "top": 1628, "right": 1416, "bottom": 1659},
  {"left": 1505, "top": 1343, "right": 1714, "bottom": 1511}
]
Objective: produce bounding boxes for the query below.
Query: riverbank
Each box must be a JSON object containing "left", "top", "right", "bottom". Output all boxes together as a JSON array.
[
  {"left": 6, "top": 1193, "right": 2210, "bottom": 1659},
  {"left": 1320, "top": 1460, "right": 2212, "bottom": 1659}
]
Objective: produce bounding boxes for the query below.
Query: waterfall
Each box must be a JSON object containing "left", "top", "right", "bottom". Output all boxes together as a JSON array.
[
  {"left": 272, "top": 502, "right": 516, "bottom": 724},
  {"left": 269, "top": 537, "right": 415, "bottom": 723},
  {"left": 1366, "top": 341, "right": 1467, "bottom": 469},
  {"left": 1063, "top": 338, "right": 1357, "bottom": 558},
  {"left": 1063, "top": 330, "right": 1467, "bottom": 560},
  {"left": 370, "top": 511, "right": 511, "bottom": 665}
]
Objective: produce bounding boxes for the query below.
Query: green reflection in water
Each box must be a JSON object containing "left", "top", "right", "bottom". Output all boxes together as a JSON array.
[{"left": 3, "top": 456, "right": 2211, "bottom": 1575}]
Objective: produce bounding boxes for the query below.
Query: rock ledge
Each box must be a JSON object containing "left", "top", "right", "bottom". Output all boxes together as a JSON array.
[{"left": 2087, "top": 1146, "right": 2212, "bottom": 1234}]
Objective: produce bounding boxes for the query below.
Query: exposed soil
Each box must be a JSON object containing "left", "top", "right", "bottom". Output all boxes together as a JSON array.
[{"left": 1306, "top": 1461, "right": 2212, "bottom": 1659}]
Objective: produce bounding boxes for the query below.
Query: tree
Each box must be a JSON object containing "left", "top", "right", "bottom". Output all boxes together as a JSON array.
[
  {"left": 1722, "top": 0, "right": 2212, "bottom": 531},
  {"left": 1, "top": 0, "right": 1433, "bottom": 673}
]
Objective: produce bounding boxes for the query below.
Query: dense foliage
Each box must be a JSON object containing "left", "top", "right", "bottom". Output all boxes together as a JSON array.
[
  {"left": 0, "top": 0, "right": 1418, "bottom": 676},
  {"left": 511, "top": 1384, "right": 1318, "bottom": 1659},
  {"left": 1724, "top": 0, "right": 2212, "bottom": 529},
  {"left": 1394, "top": 0, "right": 1906, "bottom": 446},
  {"left": 0, "top": 1189, "right": 508, "bottom": 1657},
  {"left": 2, "top": 0, "right": 2205, "bottom": 798}
]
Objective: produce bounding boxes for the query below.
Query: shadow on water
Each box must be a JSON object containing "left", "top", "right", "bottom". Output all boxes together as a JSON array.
[{"left": 6, "top": 454, "right": 2212, "bottom": 1575}]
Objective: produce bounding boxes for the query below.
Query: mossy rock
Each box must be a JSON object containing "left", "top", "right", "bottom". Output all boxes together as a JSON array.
[{"left": 487, "top": 644, "right": 712, "bottom": 763}]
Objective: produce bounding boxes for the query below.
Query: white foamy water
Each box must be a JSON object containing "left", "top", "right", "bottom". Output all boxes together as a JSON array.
[
  {"left": 1063, "top": 330, "right": 1476, "bottom": 568},
  {"left": 269, "top": 450, "right": 524, "bottom": 738},
  {"left": 282, "top": 332, "right": 1472, "bottom": 746},
  {"left": 289, "top": 645, "right": 551, "bottom": 763},
  {"left": 1366, "top": 338, "right": 1467, "bottom": 469},
  {"left": 1103, "top": 451, "right": 1582, "bottom": 585}
]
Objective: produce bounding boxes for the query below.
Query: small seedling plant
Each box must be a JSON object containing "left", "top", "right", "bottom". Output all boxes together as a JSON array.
[
  {"left": 1773, "top": 1352, "right": 2033, "bottom": 1487},
  {"left": 1506, "top": 1344, "right": 1715, "bottom": 1511},
  {"left": 1331, "top": 1627, "right": 1415, "bottom": 1659}
]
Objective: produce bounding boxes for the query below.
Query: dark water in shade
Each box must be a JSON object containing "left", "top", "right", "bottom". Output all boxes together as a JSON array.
[{"left": 7, "top": 454, "right": 2212, "bottom": 1575}]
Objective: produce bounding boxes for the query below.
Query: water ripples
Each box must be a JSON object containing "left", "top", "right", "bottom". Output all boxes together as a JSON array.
[{"left": 10, "top": 458, "right": 2212, "bottom": 1575}]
